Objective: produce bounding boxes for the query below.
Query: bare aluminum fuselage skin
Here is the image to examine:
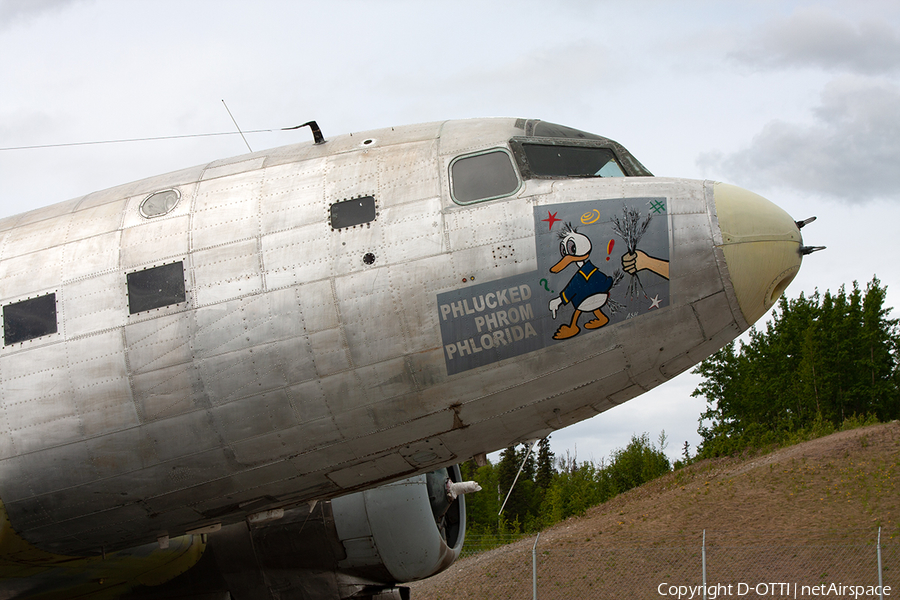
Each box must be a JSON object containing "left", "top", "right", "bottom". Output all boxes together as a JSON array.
[{"left": 0, "top": 118, "right": 801, "bottom": 558}]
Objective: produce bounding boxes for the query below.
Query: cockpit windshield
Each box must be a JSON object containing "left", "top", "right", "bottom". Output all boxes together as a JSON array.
[
  {"left": 520, "top": 144, "right": 625, "bottom": 178},
  {"left": 509, "top": 119, "right": 653, "bottom": 179}
]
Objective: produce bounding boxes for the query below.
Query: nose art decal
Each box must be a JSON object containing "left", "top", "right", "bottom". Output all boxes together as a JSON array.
[{"left": 437, "top": 197, "right": 670, "bottom": 375}]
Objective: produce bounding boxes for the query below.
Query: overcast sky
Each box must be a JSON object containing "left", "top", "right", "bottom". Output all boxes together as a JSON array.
[{"left": 1, "top": 0, "right": 898, "bottom": 466}]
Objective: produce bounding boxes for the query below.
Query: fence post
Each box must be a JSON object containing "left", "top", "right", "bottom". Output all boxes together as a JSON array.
[
  {"left": 702, "top": 530, "right": 707, "bottom": 600},
  {"left": 533, "top": 532, "right": 541, "bottom": 600},
  {"left": 877, "top": 527, "right": 883, "bottom": 600}
]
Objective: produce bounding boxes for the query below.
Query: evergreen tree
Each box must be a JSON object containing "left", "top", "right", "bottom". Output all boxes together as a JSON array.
[
  {"left": 518, "top": 442, "right": 537, "bottom": 482},
  {"left": 693, "top": 277, "right": 899, "bottom": 457},
  {"left": 535, "top": 437, "right": 555, "bottom": 491},
  {"left": 496, "top": 445, "right": 532, "bottom": 529},
  {"left": 459, "top": 459, "right": 500, "bottom": 534}
]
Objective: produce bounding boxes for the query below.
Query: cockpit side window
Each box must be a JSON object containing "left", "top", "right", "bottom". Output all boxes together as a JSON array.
[
  {"left": 520, "top": 144, "right": 625, "bottom": 178},
  {"left": 449, "top": 149, "right": 521, "bottom": 205}
]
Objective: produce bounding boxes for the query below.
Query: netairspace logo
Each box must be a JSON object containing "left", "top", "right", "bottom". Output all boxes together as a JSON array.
[{"left": 657, "top": 582, "right": 892, "bottom": 599}]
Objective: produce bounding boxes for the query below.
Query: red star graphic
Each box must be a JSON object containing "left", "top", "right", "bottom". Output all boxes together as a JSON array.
[{"left": 542, "top": 211, "right": 561, "bottom": 230}]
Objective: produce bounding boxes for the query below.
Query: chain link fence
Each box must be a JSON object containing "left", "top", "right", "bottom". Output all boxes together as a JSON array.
[{"left": 436, "top": 529, "right": 897, "bottom": 600}]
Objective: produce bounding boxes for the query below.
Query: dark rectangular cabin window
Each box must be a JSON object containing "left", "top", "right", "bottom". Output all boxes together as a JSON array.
[
  {"left": 127, "top": 261, "right": 186, "bottom": 314},
  {"left": 3, "top": 293, "right": 57, "bottom": 345},
  {"left": 330, "top": 196, "right": 376, "bottom": 229}
]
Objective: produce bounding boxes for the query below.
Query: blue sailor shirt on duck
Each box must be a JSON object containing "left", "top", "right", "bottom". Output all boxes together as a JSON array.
[{"left": 559, "top": 260, "right": 613, "bottom": 307}]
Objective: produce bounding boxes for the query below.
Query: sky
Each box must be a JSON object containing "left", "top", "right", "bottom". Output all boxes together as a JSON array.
[{"left": 1, "top": 0, "right": 898, "bottom": 466}]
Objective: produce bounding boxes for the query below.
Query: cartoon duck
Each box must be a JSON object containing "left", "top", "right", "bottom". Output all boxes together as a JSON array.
[{"left": 548, "top": 224, "right": 614, "bottom": 340}]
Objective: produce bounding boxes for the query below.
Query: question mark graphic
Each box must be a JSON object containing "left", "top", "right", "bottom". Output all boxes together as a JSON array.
[{"left": 540, "top": 278, "right": 554, "bottom": 293}]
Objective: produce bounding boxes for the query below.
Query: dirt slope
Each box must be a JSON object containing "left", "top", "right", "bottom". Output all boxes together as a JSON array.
[{"left": 409, "top": 422, "right": 899, "bottom": 598}]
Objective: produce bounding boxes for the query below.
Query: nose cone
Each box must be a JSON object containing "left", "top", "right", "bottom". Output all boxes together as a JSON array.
[{"left": 714, "top": 182, "right": 803, "bottom": 325}]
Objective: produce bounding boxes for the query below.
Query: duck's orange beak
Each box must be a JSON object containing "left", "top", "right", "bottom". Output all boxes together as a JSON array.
[{"left": 550, "top": 253, "right": 589, "bottom": 273}]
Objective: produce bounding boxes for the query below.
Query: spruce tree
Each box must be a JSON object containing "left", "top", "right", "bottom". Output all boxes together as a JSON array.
[{"left": 693, "top": 277, "right": 899, "bottom": 457}]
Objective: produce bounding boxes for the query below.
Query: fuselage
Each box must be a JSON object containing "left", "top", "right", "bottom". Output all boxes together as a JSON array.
[{"left": 0, "top": 118, "right": 803, "bottom": 563}]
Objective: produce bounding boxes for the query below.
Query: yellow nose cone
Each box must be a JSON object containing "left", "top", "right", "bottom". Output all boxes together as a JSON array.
[{"left": 714, "top": 182, "right": 803, "bottom": 325}]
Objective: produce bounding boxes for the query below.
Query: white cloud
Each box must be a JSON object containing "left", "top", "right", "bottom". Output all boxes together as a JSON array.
[
  {"left": 730, "top": 6, "right": 900, "bottom": 74},
  {"left": 698, "top": 76, "right": 900, "bottom": 203},
  {"left": 0, "top": 0, "right": 86, "bottom": 29}
]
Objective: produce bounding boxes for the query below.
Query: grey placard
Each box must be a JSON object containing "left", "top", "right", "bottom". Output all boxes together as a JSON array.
[{"left": 437, "top": 272, "right": 552, "bottom": 375}]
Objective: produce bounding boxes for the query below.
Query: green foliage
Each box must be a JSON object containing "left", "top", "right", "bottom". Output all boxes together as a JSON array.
[
  {"left": 535, "top": 437, "right": 554, "bottom": 491},
  {"left": 459, "top": 460, "right": 500, "bottom": 534},
  {"left": 462, "top": 432, "right": 672, "bottom": 549},
  {"left": 542, "top": 459, "right": 609, "bottom": 524},
  {"left": 606, "top": 432, "right": 672, "bottom": 495},
  {"left": 694, "top": 277, "right": 899, "bottom": 458},
  {"left": 780, "top": 412, "right": 881, "bottom": 447}
]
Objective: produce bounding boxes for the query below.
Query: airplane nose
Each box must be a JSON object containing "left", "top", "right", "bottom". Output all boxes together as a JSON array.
[{"left": 713, "top": 182, "right": 803, "bottom": 325}]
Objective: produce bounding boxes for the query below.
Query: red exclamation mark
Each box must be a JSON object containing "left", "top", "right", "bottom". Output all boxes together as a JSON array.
[{"left": 606, "top": 239, "right": 615, "bottom": 261}]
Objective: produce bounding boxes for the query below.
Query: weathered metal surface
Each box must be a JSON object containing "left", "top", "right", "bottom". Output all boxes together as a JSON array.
[{"left": 0, "top": 118, "right": 803, "bottom": 568}]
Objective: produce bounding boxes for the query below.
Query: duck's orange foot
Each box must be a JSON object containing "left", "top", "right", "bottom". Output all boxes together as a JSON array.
[
  {"left": 584, "top": 312, "right": 609, "bottom": 329},
  {"left": 553, "top": 324, "right": 580, "bottom": 340}
]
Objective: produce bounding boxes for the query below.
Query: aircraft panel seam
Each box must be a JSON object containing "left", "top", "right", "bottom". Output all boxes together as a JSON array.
[{"left": 188, "top": 235, "right": 261, "bottom": 254}]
